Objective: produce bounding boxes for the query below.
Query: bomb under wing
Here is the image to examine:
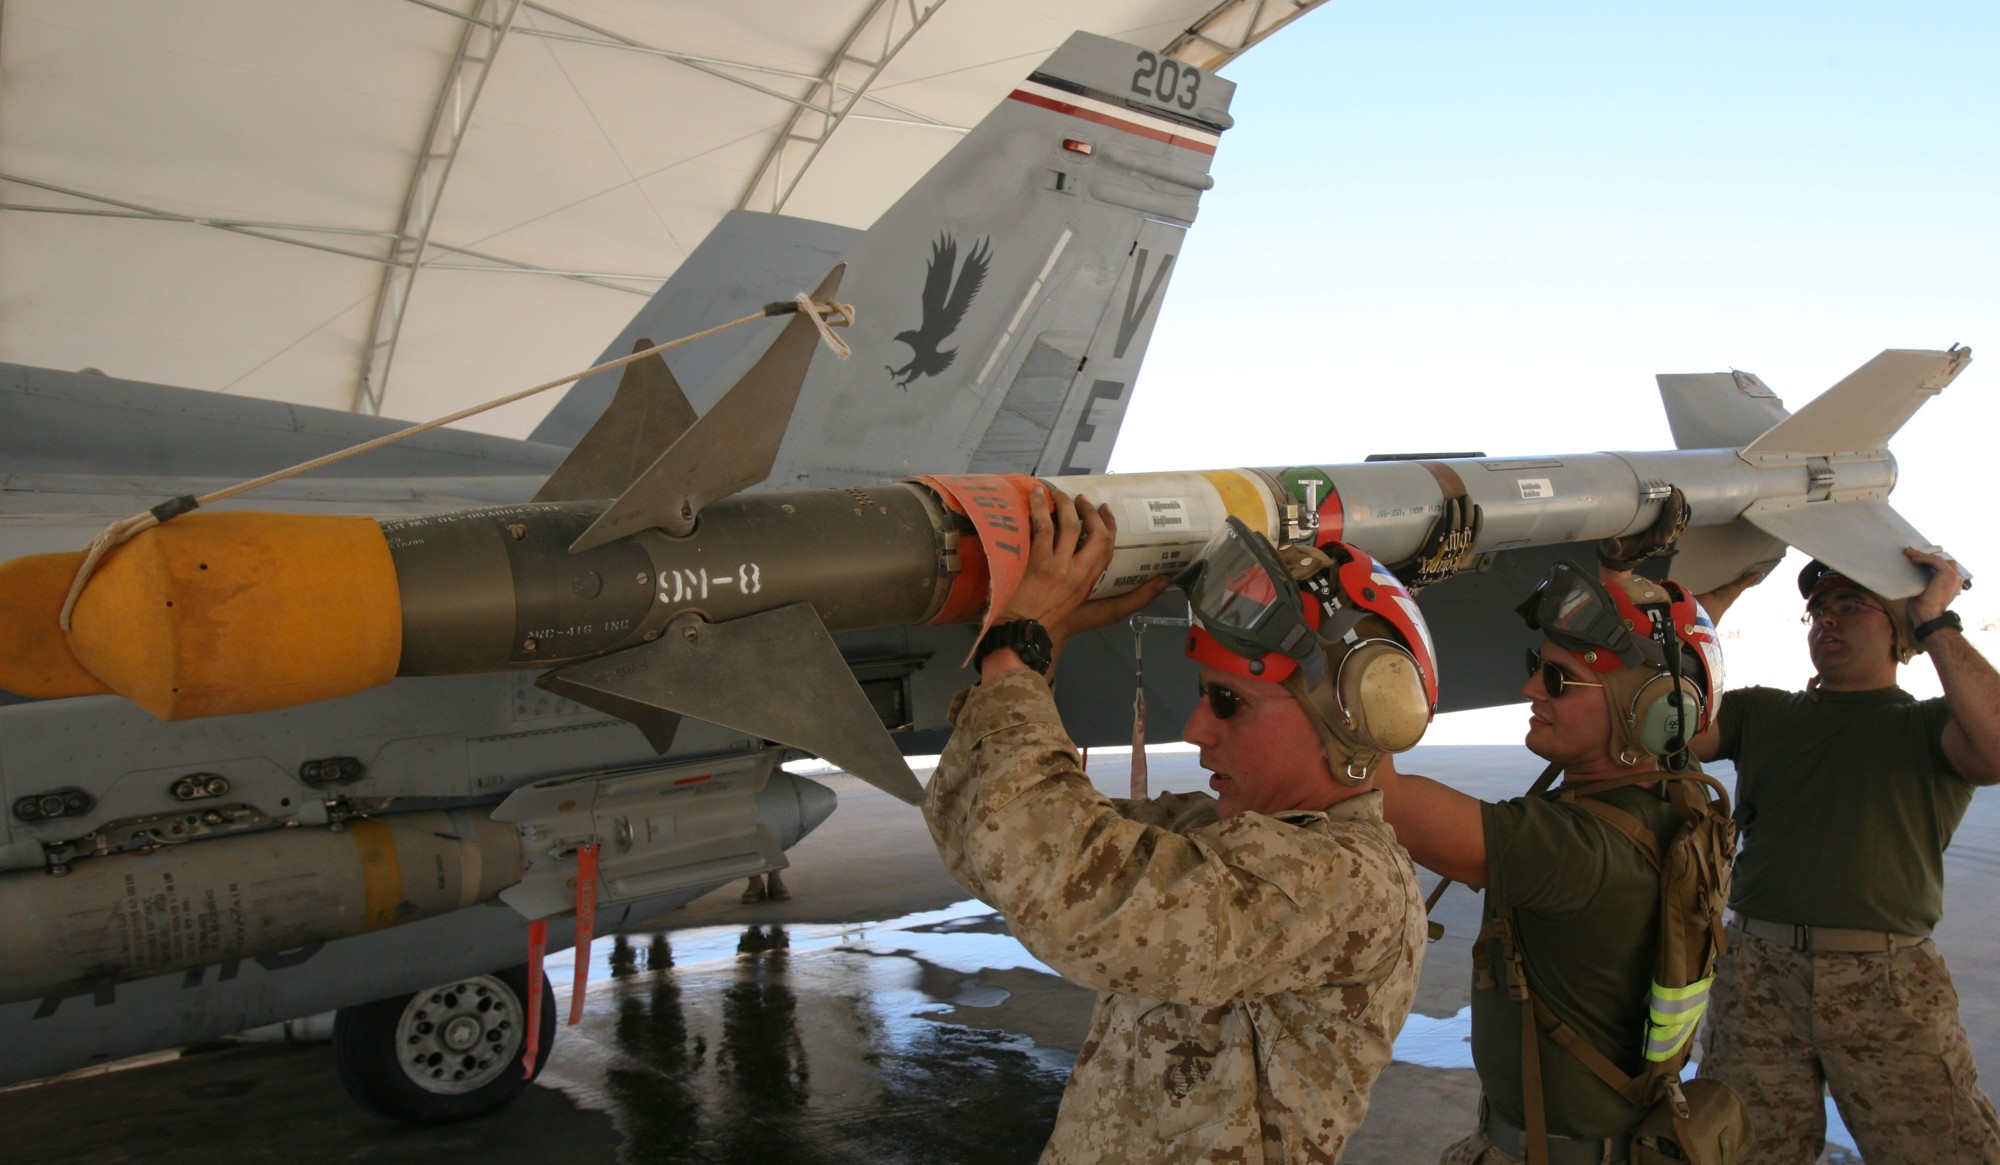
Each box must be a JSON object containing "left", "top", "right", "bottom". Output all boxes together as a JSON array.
[{"left": 0, "top": 289, "right": 1971, "bottom": 811}]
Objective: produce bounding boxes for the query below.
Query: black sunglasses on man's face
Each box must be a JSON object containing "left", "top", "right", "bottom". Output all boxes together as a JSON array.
[{"left": 1525, "top": 648, "right": 1605, "bottom": 699}]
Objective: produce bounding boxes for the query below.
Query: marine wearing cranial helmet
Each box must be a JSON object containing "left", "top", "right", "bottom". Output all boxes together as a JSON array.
[
  {"left": 1516, "top": 561, "right": 1725, "bottom": 769},
  {"left": 924, "top": 488, "right": 1431, "bottom": 1163},
  {"left": 1179, "top": 516, "right": 1439, "bottom": 783}
]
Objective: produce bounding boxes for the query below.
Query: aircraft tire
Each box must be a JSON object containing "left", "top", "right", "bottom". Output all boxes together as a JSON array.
[{"left": 333, "top": 963, "right": 557, "bottom": 1124}]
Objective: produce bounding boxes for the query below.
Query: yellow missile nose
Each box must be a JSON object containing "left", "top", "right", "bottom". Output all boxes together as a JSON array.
[
  {"left": 1, "top": 512, "right": 404, "bottom": 719},
  {"left": 0, "top": 550, "right": 114, "bottom": 699}
]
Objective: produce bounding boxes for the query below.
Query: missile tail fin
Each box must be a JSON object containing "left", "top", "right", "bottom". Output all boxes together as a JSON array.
[
  {"left": 569, "top": 265, "right": 847, "bottom": 551},
  {"left": 1655, "top": 370, "right": 1791, "bottom": 451},
  {"left": 1740, "top": 347, "right": 1970, "bottom": 460},
  {"left": 533, "top": 339, "right": 697, "bottom": 503},
  {"left": 1743, "top": 497, "right": 1939, "bottom": 601},
  {"left": 536, "top": 602, "right": 925, "bottom": 805}
]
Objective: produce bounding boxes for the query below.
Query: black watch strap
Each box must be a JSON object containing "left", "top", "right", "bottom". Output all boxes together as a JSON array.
[
  {"left": 1914, "top": 610, "right": 1964, "bottom": 643},
  {"left": 974, "top": 619, "right": 1054, "bottom": 675}
]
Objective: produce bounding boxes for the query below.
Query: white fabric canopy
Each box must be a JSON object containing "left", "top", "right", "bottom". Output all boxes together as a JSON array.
[{"left": 0, "top": 0, "right": 1323, "bottom": 437}]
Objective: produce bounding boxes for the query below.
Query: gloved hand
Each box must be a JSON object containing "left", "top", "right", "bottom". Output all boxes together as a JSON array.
[
  {"left": 1599, "top": 486, "right": 1690, "bottom": 571},
  {"left": 1401, "top": 496, "right": 1483, "bottom": 592}
]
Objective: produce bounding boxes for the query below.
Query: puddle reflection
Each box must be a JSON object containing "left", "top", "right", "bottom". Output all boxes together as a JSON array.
[
  {"left": 564, "top": 902, "right": 1878, "bottom": 1164},
  {"left": 561, "top": 907, "right": 1071, "bottom": 1163}
]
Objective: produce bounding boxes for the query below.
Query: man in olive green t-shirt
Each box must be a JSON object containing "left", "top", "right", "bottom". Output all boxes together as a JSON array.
[
  {"left": 1692, "top": 547, "right": 2000, "bottom": 1164},
  {"left": 1379, "top": 563, "right": 1726, "bottom": 1164}
]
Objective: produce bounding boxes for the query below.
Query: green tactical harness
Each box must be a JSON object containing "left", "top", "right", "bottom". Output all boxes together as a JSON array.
[{"left": 1473, "top": 769, "right": 1746, "bottom": 1165}]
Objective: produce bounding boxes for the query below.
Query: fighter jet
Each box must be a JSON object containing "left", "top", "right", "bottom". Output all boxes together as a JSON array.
[
  {"left": 0, "top": 29, "right": 1970, "bottom": 1126},
  {"left": 0, "top": 31, "right": 1236, "bottom": 1123}
]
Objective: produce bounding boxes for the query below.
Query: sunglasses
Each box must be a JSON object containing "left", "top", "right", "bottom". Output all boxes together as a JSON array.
[
  {"left": 1526, "top": 648, "right": 1605, "bottom": 698},
  {"left": 1802, "top": 595, "right": 1886, "bottom": 624},
  {"left": 1197, "top": 681, "right": 1290, "bottom": 720}
]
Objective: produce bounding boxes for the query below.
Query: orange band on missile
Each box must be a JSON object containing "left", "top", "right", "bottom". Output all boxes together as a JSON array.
[
  {"left": 64, "top": 512, "right": 402, "bottom": 720},
  {"left": 0, "top": 551, "right": 115, "bottom": 699},
  {"left": 347, "top": 817, "right": 406, "bottom": 931},
  {"left": 912, "top": 474, "right": 1041, "bottom": 638}
]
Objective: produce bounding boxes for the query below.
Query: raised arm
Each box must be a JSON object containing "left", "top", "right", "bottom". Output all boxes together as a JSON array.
[
  {"left": 1909, "top": 548, "right": 2000, "bottom": 786},
  {"left": 1372, "top": 754, "right": 1490, "bottom": 888}
]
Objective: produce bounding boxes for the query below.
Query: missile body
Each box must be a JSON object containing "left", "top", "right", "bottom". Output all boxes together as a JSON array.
[
  {"left": 0, "top": 446, "right": 1891, "bottom": 721},
  {"left": 385, "top": 484, "right": 959, "bottom": 676},
  {"left": 389, "top": 445, "right": 1890, "bottom": 680},
  {"left": 0, "top": 763, "right": 836, "bottom": 1003},
  {"left": 0, "top": 808, "right": 521, "bottom": 1004}
]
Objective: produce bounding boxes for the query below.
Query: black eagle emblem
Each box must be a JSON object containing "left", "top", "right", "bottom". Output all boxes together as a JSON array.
[{"left": 886, "top": 233, "right": 992, "bottom": 389}]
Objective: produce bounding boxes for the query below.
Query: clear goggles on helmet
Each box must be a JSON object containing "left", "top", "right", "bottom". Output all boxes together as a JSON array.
[
  {"left": 1514, "top": 560, "right": 1647, "bottom": 670},
  {"left": 1175, "top": 517, "right": 1327, "bottom": 689}
]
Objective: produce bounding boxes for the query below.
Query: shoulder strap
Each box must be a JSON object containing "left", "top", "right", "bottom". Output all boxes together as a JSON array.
[{"left": 1569, "top": 797, "right": 1664, "bottom": 870}]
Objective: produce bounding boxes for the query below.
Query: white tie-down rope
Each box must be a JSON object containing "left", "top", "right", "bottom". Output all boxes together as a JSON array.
[{"left": 57, "top": 296, "right": 856, "bottom": 631}]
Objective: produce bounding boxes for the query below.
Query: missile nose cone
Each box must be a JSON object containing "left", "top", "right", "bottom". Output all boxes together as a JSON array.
[
  {"left": 760, "top": 770, "right": 840, "bottom": 847},
  {"left": 795, "top": 773, "right": 839, "bottom": 839}
]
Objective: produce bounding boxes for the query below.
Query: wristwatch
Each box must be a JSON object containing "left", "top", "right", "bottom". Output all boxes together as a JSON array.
[
  {"left": 1913, "top": 610, "right": 1964, "bottom": 644},
  {"left": 973, "top": 619, "right": 1054, "bottom": 675}
]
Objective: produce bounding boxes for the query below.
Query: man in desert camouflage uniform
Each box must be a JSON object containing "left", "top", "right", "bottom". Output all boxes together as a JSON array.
[
  {"left": 924, "top": 488, "right": 1436, "bottom": 1163},
  {"left": 1693, "top": 549, "right": 2000, "bottom": 1164}
]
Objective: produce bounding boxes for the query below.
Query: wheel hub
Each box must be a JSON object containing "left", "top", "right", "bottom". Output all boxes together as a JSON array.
[{"left": 392, "top": 973, "right": 524, "bottom": 1095}]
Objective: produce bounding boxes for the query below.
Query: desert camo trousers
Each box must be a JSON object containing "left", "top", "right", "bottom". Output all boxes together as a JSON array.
[{"left": 1698, "top": 921, "right": 2000, "bottom": 1164}]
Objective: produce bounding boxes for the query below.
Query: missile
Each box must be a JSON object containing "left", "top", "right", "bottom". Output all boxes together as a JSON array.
[
  {"left": 0, "top": 269, "right": 1970, "bottom": 805},
  {"left": 0, "top": 760, "right": 836, "bottom": 1004}
]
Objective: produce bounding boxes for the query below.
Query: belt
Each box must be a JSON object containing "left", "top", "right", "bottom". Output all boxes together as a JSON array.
[
  {"left": 1739, "top": 916, "right": 1928, "bottom": 954},
  {"left": 1483, "top": 1105, "right": 1627, "bottom": 1164}
]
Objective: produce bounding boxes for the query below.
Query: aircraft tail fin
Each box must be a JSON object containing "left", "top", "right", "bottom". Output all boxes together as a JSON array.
[
  {"left": 781, "top": 31, "right": 1234, "bottom": 484},
  {"left": 536, "top": 32, "right": 1235, "bottom": 487}
]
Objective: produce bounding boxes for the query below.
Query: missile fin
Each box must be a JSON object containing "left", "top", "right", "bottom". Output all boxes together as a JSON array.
[
  {"left": 1743, "top": 497, "right": 1937, "bottom": 600},
  {"left": 1740, "top": 347, "right": 1970, "bottom": 461},
  {"left": 533, "top": 670, "right": 683, "bottom": 753},
  {"left": 1655, "top": 370, "right": 1790, "bottom": 451},
  {"left": 532, "top": 602, "right": 926, "bottom": 806},
  {"left": 1661, "top": 520, "right": 1789, "bottom": 597},
  {"left": 570, "top": 265, "right": 846, "bottom": 551},
  {"left": 533, "top": 339, "right": 697, "bottom": 503}
]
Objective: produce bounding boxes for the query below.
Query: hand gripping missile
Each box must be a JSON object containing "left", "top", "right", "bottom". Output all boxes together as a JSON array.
[{"left": 0, "top": 285, "right": 1972, "bottom": 805}]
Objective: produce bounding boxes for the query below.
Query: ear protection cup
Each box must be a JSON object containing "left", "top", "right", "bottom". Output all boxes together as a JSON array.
[
  {"left": 1336, "top": 639, "right": 1430, "bottom": 753},
  {"left": 1623, "top": 672, "right": 1706, "bottom": 759}
]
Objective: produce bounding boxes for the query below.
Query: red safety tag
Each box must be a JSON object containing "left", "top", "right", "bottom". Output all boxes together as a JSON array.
[
  {"left": 568, "top": 843, "right": 600, "bottom": 1025},
  {"left": 523, "top": 918, "right": 547, "bottom": 1079}
]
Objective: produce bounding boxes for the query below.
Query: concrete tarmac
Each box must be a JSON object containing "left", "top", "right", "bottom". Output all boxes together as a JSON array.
[{"left": 4, "top": 744, "right": 1995, "bottom": 1164}]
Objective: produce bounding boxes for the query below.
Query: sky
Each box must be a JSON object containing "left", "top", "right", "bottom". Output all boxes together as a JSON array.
[{"left": 1110, "top": 0, "right": 2000, "bottom": 742}]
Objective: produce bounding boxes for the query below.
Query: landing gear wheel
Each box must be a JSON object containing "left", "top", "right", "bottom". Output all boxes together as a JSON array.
[{"left": 333, "top": 964, "right": 557, "bottom": 1124}]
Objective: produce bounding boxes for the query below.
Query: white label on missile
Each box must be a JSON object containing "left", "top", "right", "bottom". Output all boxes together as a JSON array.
[
  {"left": 1101, "top": 545, "right": 1191, "bottom": 594},
  {"left": 1518, "top": 478, "right": 1555, "bottom": 500},
  {"left": 1144, "top": 498, "right": 1192, "bottom": 531}
]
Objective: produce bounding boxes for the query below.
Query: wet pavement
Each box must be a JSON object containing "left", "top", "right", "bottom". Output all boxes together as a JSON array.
[{"left": 3, "top": 745, "right": 1994, "bottom": 1164}]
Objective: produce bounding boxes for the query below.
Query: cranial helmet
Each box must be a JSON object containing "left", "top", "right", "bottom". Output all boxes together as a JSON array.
[
  {"left": 1178, "top": 518, "right": 1439, "bottom": 785},
  {"left": 1517, "top": 561, "right": 1724, "bottom": 769},
  {"left": 1797, "top": 559, "right": 1918, "bottom": 664}
]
